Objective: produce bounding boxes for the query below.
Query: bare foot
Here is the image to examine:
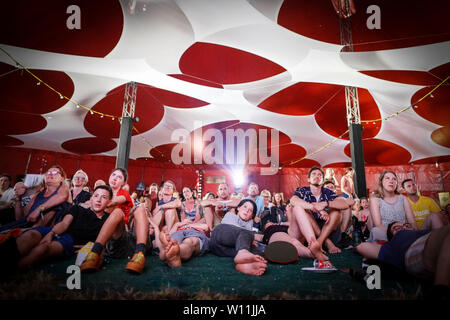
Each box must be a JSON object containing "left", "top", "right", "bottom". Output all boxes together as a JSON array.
[
  {"left": 234, "top": 249, "right": 267, "bottom": 264},
  {"left": 327, "top": 242, "right": 341, "bottom": 254},
  {"left": 159, "top": 229, "right": 170, "bottom": 246},
  {"left": 309, "top": 239, "right": 329, "bottom": 261},
  {"left": 235, "top": 262, "right": 267, "bottom": 276},
  {"left": 165, "top": 239, "right": 182, "bottom": 267}
]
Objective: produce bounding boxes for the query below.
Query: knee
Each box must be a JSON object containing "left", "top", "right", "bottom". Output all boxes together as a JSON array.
[
  {"left": 165, "top": 209, "right": 177, "bottom": 220},
  {"left": 134, "top": 206, "right": 147, "bottom": 221},
  {"left": 110, "top": 208, "right": 125, "bottom": 222}
]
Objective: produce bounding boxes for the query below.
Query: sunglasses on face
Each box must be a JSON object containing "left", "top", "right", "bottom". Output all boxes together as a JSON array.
[
  {"left": 74, "top": 176, "right": 85, "bottom": 180},
  {"left": 163, "top": 184, "right": 174, "bottom": 189},
  {"left": 46, "top": 170, "right": 61, "bottom": 176}
]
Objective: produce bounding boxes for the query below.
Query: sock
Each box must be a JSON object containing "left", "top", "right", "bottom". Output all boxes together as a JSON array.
[
  {"left": 135, "top": 243, "right": 146, "bottom": 254},
  {"left": 91, "top": 242, "right": 104, "bottom": 255}
]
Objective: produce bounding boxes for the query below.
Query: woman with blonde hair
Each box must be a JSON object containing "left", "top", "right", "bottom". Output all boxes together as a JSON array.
[
  {"left": 368, "top": 170, "right": 417, "bottom": 242},
  {"left": 71, "top": 169, "right": 91, "bottom": 205}
]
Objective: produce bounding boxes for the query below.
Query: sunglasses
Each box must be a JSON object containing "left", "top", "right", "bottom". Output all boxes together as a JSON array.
[{"left": 46, "top": 170, "right": 61, "bottom": 176}]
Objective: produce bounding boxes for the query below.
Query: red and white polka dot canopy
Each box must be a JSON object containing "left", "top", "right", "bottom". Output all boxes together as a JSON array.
[{"left": 0, "top": 0, "right": 449, "bottom": 168}]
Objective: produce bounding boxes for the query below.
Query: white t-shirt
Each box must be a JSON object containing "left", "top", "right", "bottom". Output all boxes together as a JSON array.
[
  {"left": 221, "top": 211, "right": 253, "bottom": 231},
  {"left": 0, "top": 188, "right": 15, "bottom": 205}
]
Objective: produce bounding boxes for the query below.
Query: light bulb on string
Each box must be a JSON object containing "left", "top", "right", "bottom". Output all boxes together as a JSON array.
[
  {"left": 37, "top": 82, "right": 41, "bottom": 86},
  {"left": 59, "top": 94, "right": 64, "bottom": 99}
]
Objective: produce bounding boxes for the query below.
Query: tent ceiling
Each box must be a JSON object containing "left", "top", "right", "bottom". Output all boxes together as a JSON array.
[{"left": 0, "top": 0, "right": 449, "bottom": 170}]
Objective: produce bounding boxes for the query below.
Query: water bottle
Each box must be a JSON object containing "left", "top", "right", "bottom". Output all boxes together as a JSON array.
[{"left": 353, "top": 230, "right": 361, "bottom": 246}]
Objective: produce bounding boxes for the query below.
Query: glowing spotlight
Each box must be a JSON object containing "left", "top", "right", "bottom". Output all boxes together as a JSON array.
[{"left": 232, "top": 167, "right": 245, "bottom": 188}]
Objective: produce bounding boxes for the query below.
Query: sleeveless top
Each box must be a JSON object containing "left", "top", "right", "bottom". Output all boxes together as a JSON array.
[
  {"left": 377, "top": 194, "right": 406, "bottom": 226},
  {"left": 29, "top": 185, "right": 62, "bottom": 214},
  {"left": 182, "top": 201, "right": 198, "bottom": 221}
]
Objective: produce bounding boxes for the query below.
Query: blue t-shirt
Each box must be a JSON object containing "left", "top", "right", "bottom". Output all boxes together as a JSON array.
[
  {"left": 244, "top": 195, "right": 264, "bottom": 216},
  {"left": 293, "top": 186, "right": 337, "bottom": 219},
  {"left": 378, "top": 229, "right": 431, "bottom": 270}
]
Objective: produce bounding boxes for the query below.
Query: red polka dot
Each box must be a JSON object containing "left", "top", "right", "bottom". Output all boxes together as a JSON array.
[
  {"left": 344, "top": 139, "right": 411, "bottom": 165},
  {"left": 431, "top": 127, "right": 450, "bottom": 148},
  {"left": 0, "top": 136, "right": 24, "bottom": 146},
  {"left": 315, "top": 88, "right": 381, "bottom": 140},
  {"left": 258, "top": 82, "right": 343, "bottom": 116},
  {"left": 278, "top": 0, "right": 450, "bottom": 51},
  {"left": 0, "top": 0, "right": 123, "bottom": 57},
  {"left": 84, "top": 84, "right": 165, "bottom": 139},
  {"left": 411, "top": 85, "right": 450, "bottom": 127},
  {"left": 0, "top": 110, "right": 47, "bottom": 136},
  {"left": 0, "top": 63, "right": 74, "bottom": 115},
  {"left": 179, "top": 42, "right": 287, "bottom": 85},
  {"left": 62, "top": 137, "right": 117, "bottom": 154}
]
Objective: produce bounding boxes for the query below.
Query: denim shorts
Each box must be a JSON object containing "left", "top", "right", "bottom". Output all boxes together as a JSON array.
[{"left": 32, "top": 226, "right": 75, "bottom": 257}]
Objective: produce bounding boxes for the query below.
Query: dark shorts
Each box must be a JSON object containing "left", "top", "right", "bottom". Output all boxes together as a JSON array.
[
  {"left": 105, "top": 229, "right": 152, "bottom": 259},
  {"left": 31, "top": 226, "right": 75, "bottom": 257},
  {"left": 262, "top": 225, "right": 289, "bottom": 244},
  {"left": 315, "top": 218, "right": 341, "bottom": 245},
  {"left": 170, "top": 228, "right": 210, "bottom": 254}
]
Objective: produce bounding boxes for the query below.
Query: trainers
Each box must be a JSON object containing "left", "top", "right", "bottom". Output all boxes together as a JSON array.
[
  {"left": 125, "top": 252, "right": 145, "bottom": 274},
  {"left": 80, "top": 251, "right": 103, "bottom": 272},
  {"left": 337, "top": 233, "right": 353, "bottom": 249},
  {"left": 0, "top": 228, "right": 22, "bottom": 244}
]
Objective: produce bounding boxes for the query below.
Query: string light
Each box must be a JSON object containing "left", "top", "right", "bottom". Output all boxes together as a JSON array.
[
  {"left": 0, "top": 46, "right": 123, "bottom": 123},
  {"left": 1, "top": 46, "right": 447, "bottom": 168}
]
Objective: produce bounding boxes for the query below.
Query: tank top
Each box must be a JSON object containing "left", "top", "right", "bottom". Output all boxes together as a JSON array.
[
  {"left": 182, "top": 201, "right": 197, "bottom": 221},
  {"left": 377, "top": 194, "right": 406, "bottom": 226},
  {"left": 29, "top": 185, "right": 62, "bottom": 214}
]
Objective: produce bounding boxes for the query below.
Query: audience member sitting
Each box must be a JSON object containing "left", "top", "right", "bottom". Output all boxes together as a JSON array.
[
  {"left": 0, "top": 166, "right": 71, "bottom": 231},
  {"left": 152, "top": 180, "right": 181, "bottom": 232},
  {"left": 245, "top": 183, "right": 264, "bottom": 231},
  {"left": 70, "top": 169, "right": 91, "bottom": 206},
  {"left": 180, "top": 186, "right": 201, "bottom": 223},
  {"left": 104, "top": 168, "right": 134, "bottom": 230},
  {"left": 131, "top": 191, "right": 140, "bottom": 207},
  {"left": 356, "top": 222, "right": 450, "bottom": 289},
  {"left": 255, "top": 189, "right": 272, "bottom": 233},
  {"left": 201, "top": 183, "right": 241, "bottom": 232},
  {"left": 79, "top": 188, "right": 151, "bottom": 275},
  {"left": 0, "top": 185, "right": 113, "bottom": 272},
  {"left": 368, "top": 171, "right": 417, "bottom": 242},
  {"left": 323, "top": 179, "right": 354, "bottom": 248},
  {"left": 262, "top": 201, "right": 316, "bottom": 262},
  {"left": 209, "top": 199, "right": 268, "bottom": 276},
  {"left": 0, "top": 174, "right": 17, "bottom": 226},
  {"left": 151, "top": 216, "right": 210, "bottom": 267},
  {"left": 0, "top": 174, "right": 15, "bottom": 211},
  {"left": 340, "top": 167, "right": 356, "bottom": 199},
  {"left": 324, "top": 168, "right": 340, "bottom": 194},
  {"left": 290, "top": 166, "right": 349, "bottom": 260},
  {"left": 402, "top": 179, "right": 447, "bottom": 230}
]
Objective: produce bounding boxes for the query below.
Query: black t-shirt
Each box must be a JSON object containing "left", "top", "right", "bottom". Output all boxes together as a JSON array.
[
  {"left": 65, "top": 205, "right": 109, "bottom": 245},
  {"left": 72, "top": 190, "right": 92, "bottom": 206}
]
